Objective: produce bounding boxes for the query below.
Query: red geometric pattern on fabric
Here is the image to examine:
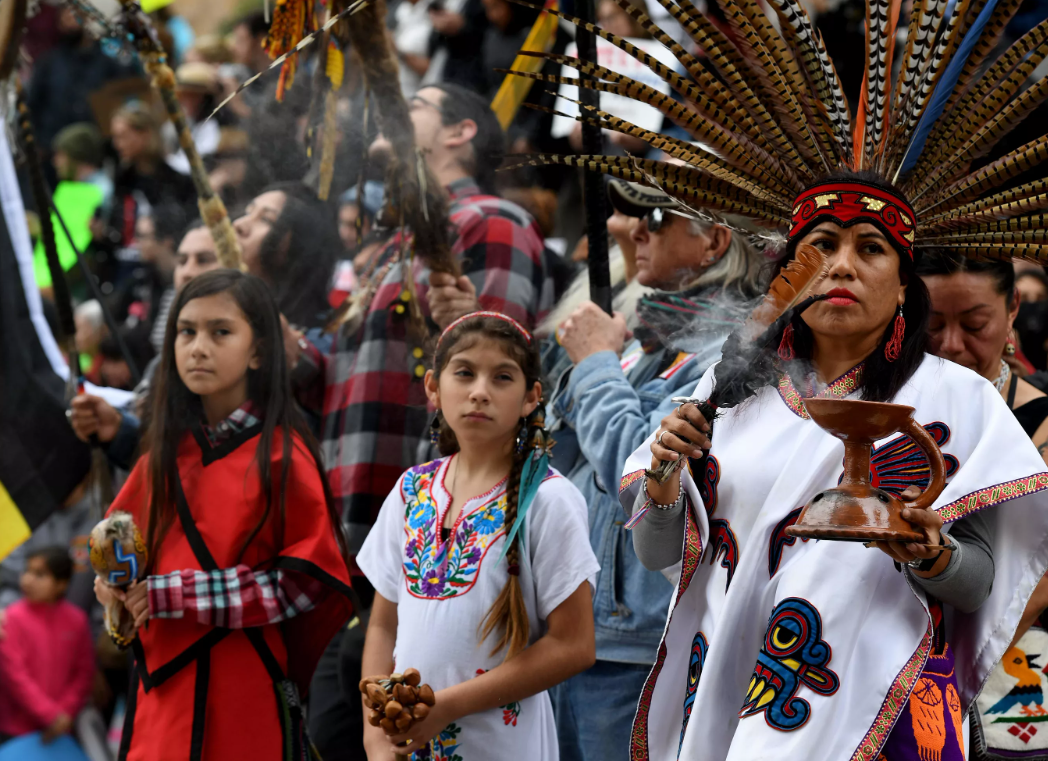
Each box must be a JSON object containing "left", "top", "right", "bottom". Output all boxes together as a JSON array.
[
  {"left": 620, "top": 469, "right": 646, "bottom": 494},
  {"left": 790, "top": 181, "right": 917, "bottom": 260},
  {"left": 778, "top": 365, "right": 865, "bottom": 419},
  {"left": 1009, "top": 723, "right": 1038, "bottom": 743},
  {"left": 936, "top": 473, "right": 1048, "bottom": 523},
  {"left": 630, "top": 503, "right": 703, "bottom": 760},
  {"left": 850, "top": 626, "right": 934, "bottom": 761}
]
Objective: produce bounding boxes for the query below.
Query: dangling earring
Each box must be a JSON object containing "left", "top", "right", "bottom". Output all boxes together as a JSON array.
[
  {"left": 885, "top": 305, "right": 905, "bottom": 362},
  {"left": 1005, "top": 330, "right": 1017, "bottom": 356},
  {"left": 429, "top": 413, "right": 442, "bottom": 445},
  {"left": 514, "top": 420, "right": 528, "bottom": 456},
  {"left": 778, "top": 323, "right": 795, "bottom": 360}
]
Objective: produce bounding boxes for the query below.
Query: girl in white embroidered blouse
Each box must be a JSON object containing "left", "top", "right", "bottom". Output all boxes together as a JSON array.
[{"left": 357, "top": 311, "right": 600, "bottom": 761}]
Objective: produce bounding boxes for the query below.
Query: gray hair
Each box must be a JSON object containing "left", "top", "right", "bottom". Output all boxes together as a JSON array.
[
  {"left": 74, "top": 300, "right": 104, "bottom": 330},
  {"left": 683, "top": 215, "right": 764, "bottom": 297}
]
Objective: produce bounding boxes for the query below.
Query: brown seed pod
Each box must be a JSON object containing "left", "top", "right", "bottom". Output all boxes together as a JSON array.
[
  {"left": 403, "top": 668, "right": 422, "bottom": 687},
  {"left": 367, "top": 711, "right": 382, "bottom": 727},
  {"left": 390, "top": 672, "right": 403, "bottom": 682},
  {"left": 384, "top": 700, "right": 403, "bottom": 719},
  {"left": 402, "top": 686, "right": 418, "bottom": 705},
  {"left": 394, "top": 713, "right": 412, "bottom": 731},
  {"left": 379, "top": 717, "right": 394, "bottom": 733},
  {"left": 418, "top": 684, "right": 436, "bottom": 706},
  {"left": 366, "top": 684, "right": 388, "bottom": 706},
  {"left": 412, "top": 703, "right": 430, "bottom": 720},
  {"left": 392, "top": 683, "right": 410, "bottom": 704}
]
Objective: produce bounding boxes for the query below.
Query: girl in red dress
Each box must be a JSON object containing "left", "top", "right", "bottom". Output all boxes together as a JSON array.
[{"left": 94, "top": 269, "right": 354, "bottom": 761}]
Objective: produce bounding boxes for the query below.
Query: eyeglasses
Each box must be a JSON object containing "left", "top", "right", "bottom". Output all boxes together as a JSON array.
[
  {"left": 643, "top": 206, "right": 691, "bottom": 233},
  {"left": 409, "top": 93, "right": 449, "bottom": 120}
]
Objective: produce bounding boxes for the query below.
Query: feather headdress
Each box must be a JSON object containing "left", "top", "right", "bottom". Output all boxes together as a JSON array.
[{"left": 505, "top": 0, "right": 1048, "bottom": 262}]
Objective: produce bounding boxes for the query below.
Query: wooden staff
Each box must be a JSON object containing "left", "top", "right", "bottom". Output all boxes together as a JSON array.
[
  {"left": 341, "top": 0, "right": 458, "bottom": 276},
  {"left": 117, "top": 0, "right": 243, "bottom": 270}
]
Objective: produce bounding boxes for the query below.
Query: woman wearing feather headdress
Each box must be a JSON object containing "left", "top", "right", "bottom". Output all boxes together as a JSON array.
[{"left": 499, "top": 0, "right": 1048, "bottom": 755}]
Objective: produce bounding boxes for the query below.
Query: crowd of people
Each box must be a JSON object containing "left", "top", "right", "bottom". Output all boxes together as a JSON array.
[{"left": 4, "top": 0, "right": 1048, "bottom": 759}]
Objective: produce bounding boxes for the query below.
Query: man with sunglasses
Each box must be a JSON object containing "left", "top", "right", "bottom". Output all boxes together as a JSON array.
[{"left": 545, "top": 179, "right": 765, "bottom": 761}]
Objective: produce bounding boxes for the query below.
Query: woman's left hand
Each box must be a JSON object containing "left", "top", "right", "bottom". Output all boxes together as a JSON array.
[
  {"left": 117, "top": 580, "right": 151, "bottom": 629},
  {"left": 384, "top": 695, "right": 454, "bottom": 756},
  {"left": 872, "top": 486, "right": 946, "bottom": 574}
]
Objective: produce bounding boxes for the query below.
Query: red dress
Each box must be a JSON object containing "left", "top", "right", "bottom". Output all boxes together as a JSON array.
[{"left": 107, "top": 426, "right": 354, "bottom": 761}]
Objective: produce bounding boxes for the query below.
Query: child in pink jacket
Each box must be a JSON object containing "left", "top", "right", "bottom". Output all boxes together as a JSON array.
[{"left": 0, "top": 546, "right": 93, "bottom": 743}]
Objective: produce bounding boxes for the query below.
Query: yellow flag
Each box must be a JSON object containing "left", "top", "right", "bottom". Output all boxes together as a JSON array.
[{"left": 490, "top": 0, "right": 559, "bottom": 131}]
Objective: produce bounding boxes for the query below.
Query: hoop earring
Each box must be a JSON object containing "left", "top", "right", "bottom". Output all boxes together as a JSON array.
[
  {"left": 429, "top": 413, "right": 442, "bottom": 445},
  {"left": 778, "top": 323, "right": 795, "bottom": 361},
  {"left": 1005, "top": 330, "right": 1017, "bottom": 356},
  {"left": 885, "top": 306, "right": 905, "bottom": 362}
]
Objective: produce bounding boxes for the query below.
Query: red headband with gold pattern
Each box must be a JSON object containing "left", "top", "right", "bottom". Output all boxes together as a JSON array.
[{"left": 789, "top": 181, "right": 917, "bottom": 260}]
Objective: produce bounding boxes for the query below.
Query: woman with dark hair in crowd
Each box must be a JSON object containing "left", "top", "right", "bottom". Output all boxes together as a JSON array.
[
  {"left": 918, "top": 253, "right": 1048, "bottom": 760},
  {"left": 233, "top": 182, "right": 340, "bottom": 332},
  {"left": 623, "top": 170, "right": 1048, "bottom": 760}
]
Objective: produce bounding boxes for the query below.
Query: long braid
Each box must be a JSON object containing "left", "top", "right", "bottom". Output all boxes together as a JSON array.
[{"left": 479, "top": 438, "right": 530, "bottom": 660}]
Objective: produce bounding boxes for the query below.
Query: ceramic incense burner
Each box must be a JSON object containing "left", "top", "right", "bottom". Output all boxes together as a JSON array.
[{"left": 786, "top": 399, "right": 947, "bottom": 542}]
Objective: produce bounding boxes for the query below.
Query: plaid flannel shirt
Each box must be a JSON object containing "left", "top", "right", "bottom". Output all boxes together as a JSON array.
[
  {"left": 146, "top": 401, "right": 324, "bottom": 626},
  {"left": 297, "top": 178, "right": 552, "bottom": 553}
]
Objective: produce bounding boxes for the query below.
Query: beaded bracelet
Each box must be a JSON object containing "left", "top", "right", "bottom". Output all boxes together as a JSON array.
[{"left": 625, "top": 479, "right": 683, "bottom": 530}]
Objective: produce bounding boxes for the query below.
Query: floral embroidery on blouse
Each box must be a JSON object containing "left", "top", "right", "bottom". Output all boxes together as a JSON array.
[
  {"left": 778, "top": 364, "right": 864, "bottom": 419},
  {"left": 476, "top": 669, "right": 522, "bottom": 726},
  {"left": 414, "top": 723, "right": 464, "bottom": 760},
  {"left": 401, "top": 460, "right": 508, "bottom": 600}
]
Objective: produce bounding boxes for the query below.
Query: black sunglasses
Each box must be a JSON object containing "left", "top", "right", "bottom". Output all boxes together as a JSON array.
[{"left": 643, "top": 206, "right": 690, "bottom": 233}]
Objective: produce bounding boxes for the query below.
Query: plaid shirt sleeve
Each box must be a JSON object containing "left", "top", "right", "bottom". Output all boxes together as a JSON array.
[{"left": 147, "top": 566, "right": 325, "bottom": 628}]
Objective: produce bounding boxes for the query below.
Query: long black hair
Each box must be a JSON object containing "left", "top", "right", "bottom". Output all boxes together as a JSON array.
[
  {"left": 144, "top": 270, "right": 347, "bottom": 568},
  {"left": 256, "top": 182, "right": 339, "bottom": 329},
  {"left": 773, "top": 170, "right": 930, "bottom": 403}
]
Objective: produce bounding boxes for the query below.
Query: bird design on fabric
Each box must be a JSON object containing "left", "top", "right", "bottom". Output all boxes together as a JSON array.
[
  {"left": 909, "top": 678, "right": 947, "bottom": 761},
  {"left": 986, "top": 647, "right": 1047, "bottom": 716}
]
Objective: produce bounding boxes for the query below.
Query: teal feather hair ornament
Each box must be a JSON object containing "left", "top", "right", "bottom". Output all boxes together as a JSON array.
[{"left": 497, "top": 406, "right": 552, "bottom": 567}]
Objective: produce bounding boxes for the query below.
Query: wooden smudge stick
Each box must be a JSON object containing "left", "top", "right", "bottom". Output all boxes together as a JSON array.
[{"left": 360, "top": 668, "right": 435, "bottom": 759}]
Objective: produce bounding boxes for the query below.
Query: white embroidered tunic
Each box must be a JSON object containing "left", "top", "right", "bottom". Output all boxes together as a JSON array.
[
  {"left": 619, "top": 355, "right": 1048, "bottom": 761},
  {"left": 358, "top": 456, "right": 600, "bottom": 761}
]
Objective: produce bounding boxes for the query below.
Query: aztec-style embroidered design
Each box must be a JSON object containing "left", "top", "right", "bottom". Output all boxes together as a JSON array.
[
  {"left": 698, "top": 456, "right": 720, "bottom": 517},
  {"left": 620, "top": 469, "right": 645, "bottom": 495},
  {"left": 778, "top": 365, "right": 864, "bottom": 420},
  {"left": 769, "top": 507, "right": 809, "bottom": 578},
  {"left": 740, "top": 598, "right": 840, "bottom": 731},
  {"left": 679, "top": 631, "right": 709, "bottom": 757},
  {"left": 790, "top": 182, "right": 917, "bottom": 260},
  {"left": 631, "top": 507, "right": 703, "bottom": 761},
  {"left": 937, "top": 473, "right": 1048, "bottom": 523},
  {"left": 841, "top": 422, "right": 959, "bottom": 495},
  {"left": 401, "top": 461, "right": 507, "bottom": 600},
  {"left": 850, "top": 626, "right": 933, "bottom": 761},
  {"left": 421, "top": 722, "right": 464, "bottom": 761},
  {"left": 704, "top": 518, "right": 739, "bottom": 592}
]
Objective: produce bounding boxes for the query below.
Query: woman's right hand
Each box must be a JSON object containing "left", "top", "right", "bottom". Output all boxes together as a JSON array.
[
  {"left": 70, "top": 394, "right": 122, "bottom": 443},
  {"left": 647, "top": 403, "right": 711, "bottom": 503}
]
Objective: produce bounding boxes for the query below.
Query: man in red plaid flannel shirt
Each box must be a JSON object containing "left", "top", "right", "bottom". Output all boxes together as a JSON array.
[{"left": 292, "top": 83, "right": 554, "bottom": 565}]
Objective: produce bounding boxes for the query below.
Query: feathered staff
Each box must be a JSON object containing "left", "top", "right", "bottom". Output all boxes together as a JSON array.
[
  {"left": 115, "top": 0, "right": 242, "bottom": 270},
  {"left": 341, "top": 0, "right": 458, "bottom": 276}
]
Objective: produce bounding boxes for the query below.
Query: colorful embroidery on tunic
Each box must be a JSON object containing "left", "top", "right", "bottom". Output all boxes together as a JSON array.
[
  {"left": 401, "top": 463, "right": 507, "bottom": 600},
  {"left": 778, "top": 365, "right": 864, "bottom": 419},
  {"left": 850, "top": 626, "right": 933, "bottom": 761},
  {"left": 739, "top": 597, "right": 840, "bottom": 731},
  {"left": 620, "top": 469, "right": 645, "bottom": 494},
  {"left": 768, "top": 507, "right": 809, "bottom": 577},
  {"left": 937, "top": 473, "right": 1048, "bottom": 523},
  {"left": 475, "top": 669, "right": 522, "bottom": 726},
  {"left": 680, "top": 632, "right": 709, "bottom": 757},
  {"left": 698, "top": 457, "right": 720, "bottom": 517},
  {"left": 416, "top": 723, "right": 464, "bottom": 761},
  {"left": 704, "top": 518, "right": 739, "bottom": 592},
  {"left": 630, "top": 507, "right": 703, "bottom": 761},
  {"left": 840, "top": 422, "right": 959, "bottom": 496}
]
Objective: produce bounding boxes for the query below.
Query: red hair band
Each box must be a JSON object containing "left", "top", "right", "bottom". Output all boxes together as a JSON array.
[{"left": 436, "top": 311, "right": 532, "bottom": 351}]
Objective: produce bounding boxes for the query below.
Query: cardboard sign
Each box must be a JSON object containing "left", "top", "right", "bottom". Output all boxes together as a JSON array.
[{"left": 550, "top": 37, "right": 681, "bottom": 139}]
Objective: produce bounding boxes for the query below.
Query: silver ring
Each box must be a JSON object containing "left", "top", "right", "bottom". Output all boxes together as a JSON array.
[{"left": 656, "top": 430, "right": 670, "bottom": 446}]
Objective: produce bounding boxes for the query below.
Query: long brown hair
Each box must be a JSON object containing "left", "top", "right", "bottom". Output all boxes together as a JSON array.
[
  {"left": 430, "top": 314, "right": 544, "bottom": 660},
  {"left": 143, "top": 270, "right": 347, "bottom": 570}
]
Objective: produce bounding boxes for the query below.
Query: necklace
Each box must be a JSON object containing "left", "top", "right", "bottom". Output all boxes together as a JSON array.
[{"left": 993, "top": 359, "right": 1010, "bottom": 393}]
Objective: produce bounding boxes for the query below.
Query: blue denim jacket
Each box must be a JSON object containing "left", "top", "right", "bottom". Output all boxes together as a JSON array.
[{"left": 545, "top": 341, "right": 714, "bottom": 664}]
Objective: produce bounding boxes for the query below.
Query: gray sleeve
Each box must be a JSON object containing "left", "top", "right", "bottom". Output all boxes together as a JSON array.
[
  {"left": 907, "top": 510, "right": 996, "bottom": 613},
  {"left": 630, "top": 486, "right": 687, "bottom": 571}
]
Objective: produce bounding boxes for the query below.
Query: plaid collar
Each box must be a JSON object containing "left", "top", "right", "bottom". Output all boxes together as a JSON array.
[
  {"left": 201, "top": 400, "right": 262, "bottom": 448},
  {"left": 446, "top": 177, "right": 484, "bottom": 202}
]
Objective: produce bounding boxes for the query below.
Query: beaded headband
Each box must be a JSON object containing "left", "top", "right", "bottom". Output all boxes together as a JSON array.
[
  {"left": 789, "top": 181, "right": 917, "bottom": 261},
  {"left": 436, "top": 311, "right": 532, "bottom": 351}
]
